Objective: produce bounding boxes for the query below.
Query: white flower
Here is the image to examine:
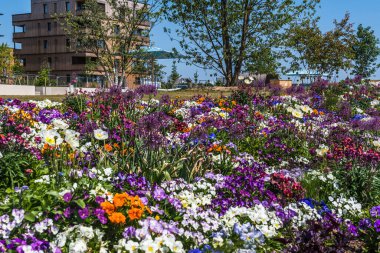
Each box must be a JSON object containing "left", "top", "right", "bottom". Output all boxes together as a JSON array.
[
  {"left": 171, "top": 241, "right": 184, "bottom": 253},
  {"left": 52, "top": 118, "right": 69, "bottom": 130},
  {"left": 79, "top": 226, "right": 94, "bottom": 239},
  {"left": 370, "top": 99, "right": 379, "bottom": 107},
  {"left": 316, "top": 144, "right": 329, "bottom": 157},
  {"left": 125, "top": 240, "right": 139, "bottom": 253},
  {"left": 55, "top": 233, "right": 67, "bottom": 247},
  {"left": 65, "top": 129, "right": 80, "bottom": 149},
  {"left": 69, "top": 239, "right": 87, "bottom": 253},
  {"left": 94, "top": 129, "right": 108, "bottom": 140},
  {"left": 291, "top": 109, "right": 304, "bottom": 119},
  {"left": 373, "top": 139, "right": 380, "bottom": 148},
  {"left": 140, "top": 238, "right": 158, "bottom": 253},
  {"left": 103, "top": 167, "right": 113, "bottom": 177},
  {"left": 0, "top": 151, "right": 2, "bottom": 159},
  {"left": 42, "top": 130, "right": 63, "bottom": 146}
]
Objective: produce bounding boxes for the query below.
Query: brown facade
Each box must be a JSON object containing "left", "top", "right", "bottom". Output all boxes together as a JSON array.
[{"left": 12, "top": 0, "right": 149, "bottom": 87}]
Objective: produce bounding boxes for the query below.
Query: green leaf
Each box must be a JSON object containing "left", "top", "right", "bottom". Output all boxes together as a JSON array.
[
  {"left": 75, "top": 199, "right": 86, "bottom": 209},
  {"left": 24, "top": 212, "right": 36, "bottom": 222}
]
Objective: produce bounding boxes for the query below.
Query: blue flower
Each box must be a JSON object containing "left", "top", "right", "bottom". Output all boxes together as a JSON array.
[
  {"left": 208, "top": 133, "right": 216, "bottom": 139},
  {"left": 188, "top": 249, "right": 202, "bottom": 253}
]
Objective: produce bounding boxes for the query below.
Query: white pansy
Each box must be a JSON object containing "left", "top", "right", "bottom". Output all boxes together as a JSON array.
[
  {"left": 42, "top": 129, "right": 63, "bottom": 146},
  {"left": 316, "top": 144, "right": 329, "bottom": 157},
  {"left": 52, "top": 118, "right": 69, "bottom": 130},
  {"left": 69, "top": 238, "right": 87, "bottom": 253},
  {"left": 65, "top": 129, "right": 80, "bottom": 149},
  {"left": 140, "top": 237, "right": 159, "bottom": 253},
  {"left": 94, "top": 129, "right": 108, "bottom": 140}
]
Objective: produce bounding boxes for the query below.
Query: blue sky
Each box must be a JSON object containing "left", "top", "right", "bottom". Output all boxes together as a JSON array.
[{"left": 1, "top": 0, "right": 380, "bottom": 80}]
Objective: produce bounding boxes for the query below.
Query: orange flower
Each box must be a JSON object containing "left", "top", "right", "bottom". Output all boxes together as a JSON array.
[
  {"left": 128, "top": 208, "right": 143, "bottom": 220},
  {"left": 100, "top": 201, "right": 115, "bottom": 215},
  {"left": 113, "top": 143, "right": 120, "bottom": 149},
  {"left": 109, "top": 212, "right": 126, "bottom": 224},
  {"left": 113, "top": 193, "right": 130, "bottom": 208},
  {"left": 104, "top": 144, "right": 113, "bottom": 152}
]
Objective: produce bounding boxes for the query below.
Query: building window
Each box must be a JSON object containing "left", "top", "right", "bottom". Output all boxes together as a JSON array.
[
  {"left": 66, "top": 38, "right": 71, "bottom": 48},
  {"left": 72, "top": 56, "right": 86, "bottom": 65},
  {"left": 76, "top": 1, "right": 85, "bottom": 11},
  {"left": 20, "top": 58, "right": 26, "bottom": 66},
  {"left": 47, "top": 57, "right": 52, "bottom": 66},
  {"left": 66, "top": 2, "right": 70, "bottom": 11},
  {"left": 53, "top": 3, "right": 57, "bottom": 13},
  {"left": 43, "top": 40, "right": 48, "bottom": 49},
  {"left": 54, "top": 22, "right": 58, "bottom": 31},
  {"left": 47, "top": 22, "right": 51, "bottom": 31},
  {"left": 43, "top": 4, "right": 48, "bottom": 14}
]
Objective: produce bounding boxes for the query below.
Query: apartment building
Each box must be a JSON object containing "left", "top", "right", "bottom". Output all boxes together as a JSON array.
[{"left": 12, "top": 0, "right": 149, "bottom": 87}]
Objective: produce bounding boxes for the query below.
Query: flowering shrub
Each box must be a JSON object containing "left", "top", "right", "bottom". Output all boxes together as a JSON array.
[{"left": 0, "top": 80, "right": 380, "bottom": 252}]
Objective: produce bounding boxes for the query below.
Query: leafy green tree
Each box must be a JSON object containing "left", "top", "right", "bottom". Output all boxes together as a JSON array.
[
  {"left": 193, "top": 71, "right": 199, "bottom": 85},
  {"left": 59, "top": 0, "right": 160, "bottom": 86},
  {"left": 0, "top": 43, "right": 15, "bottom": 79},
  {"left": 245, "top": 46, "right": 279, "bottom": 76},
  {"left": 286, "top": 14, "right": 355, "bottom": 77},
  {"left": 168, "top": 61, "right": 181, "bottom": 87},
  {"left": 162, "top": 0, "right": 319, "bottom": 86},
  {"left": 351, "top": 24, "right": 380, "bottom": 78},
  {"left": 35, "top": 62, "right": 51, "bottom": 86}
]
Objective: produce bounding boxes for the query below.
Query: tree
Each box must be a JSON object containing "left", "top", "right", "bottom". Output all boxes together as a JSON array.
[
  {"left": 162, "top": 0, "right": 319, "bottom": 86},
  {"left": 168, "top": 61, "right": 181, "bottom": 87},
  {"left": 245, "top": 46, "right": 279, "bottom": 76},
  {"left": 0, "top": 44, "right": 14, "bottom": 78},
  {"left": 351, "top": 24, "right": 380, "bottom": 78},
  {"left": 59, "top": 0, "right": 160, "bottom": 87},
  {"left": 35, "top": 61, "right": 51, "bottom": 86},
  {"left": 193, "top": 71, "right": 199, "bottom": 85},
  {"left": 286, "top": 14, "right": 355, "bottom": 77}
]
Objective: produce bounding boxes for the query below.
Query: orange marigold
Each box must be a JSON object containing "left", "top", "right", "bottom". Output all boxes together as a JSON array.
[
  {"left": 128, "top": 208, "right": 143, "bottom": 220},
  {"left": 109, "top": 212, "right": 126, "bottom": 224},
  {"left": 100, "top": 201, "right": 115, "bottom": 215}
]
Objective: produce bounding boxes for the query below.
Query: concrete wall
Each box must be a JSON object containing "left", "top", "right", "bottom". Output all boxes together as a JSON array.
[
  {"left": 36, "top": 86, "right": 68, "bottom": 95},
  {"left": 0, "top": 84, "right": 36, "bottom": 95}
]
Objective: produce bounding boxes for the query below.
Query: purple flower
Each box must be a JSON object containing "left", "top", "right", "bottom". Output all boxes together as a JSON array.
[
  {"left": 95, "top": 196, "right": 105, "bottom": 204},
  {"left": 374, "top": 219, "right": 380, "bottom": 233},
  {"left": 347, "top": 222, "right": 358, "bottom": 237},
  {"left": 359, "top": 218, "right": 372, "bottom": 229},
  {"left": 78, "top": 207, "right": 89, "bottom": 219},
  {"left": 123, "top": 226, "right": 136, "bottom": 239},
  {"left": 63, "top": 207, "right": 71, "bottom": 219},
  {"left": 153, "top": 186, "right": 167, "bottom": 201},
  {"left": 62, "top": 192, "right": 72, "bottom": 203},
  {"left": 370, "top": 206, "right": 380, "bottom": 217}
]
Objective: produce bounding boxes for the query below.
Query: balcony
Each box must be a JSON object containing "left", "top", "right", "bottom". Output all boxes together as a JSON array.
[
  {"left": 12, "top": 13, "right": 31, "bottom": 23},
  {"left": 13, "top": 32, "right": 27, "bottom": 39}
]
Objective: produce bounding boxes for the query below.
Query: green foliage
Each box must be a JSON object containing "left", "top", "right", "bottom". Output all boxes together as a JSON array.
[
  {"left": 0, "top": 43, "right": 15, "bottom": 78},
  {"left": 162, "top": 0, "right": 319, "bottom": 86},
  {"left": 286, "top": 14, "right": 355, "bottom": 76},
  {"left": 168, "top": 61, "right": 181, "bottom": 87},
  {"left": 335, "top": 164, "right": 380, "bottom": 207},
  {"left": 351, "top": 24, "right": 380, "bottom": 78},
  {"left": 0, "top": 151, "right": 41, "bottom": 189},
  {"left": 34, "top": 64, "right": 51, "bottom": 86},
  {"left": 58, "top": 0, "right": 161, "bottom": 86}
]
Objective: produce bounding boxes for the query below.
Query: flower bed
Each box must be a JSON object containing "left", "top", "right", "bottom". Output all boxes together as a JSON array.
[{"left": 0, "top": 79, "right": 379, "bottom": 252}]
